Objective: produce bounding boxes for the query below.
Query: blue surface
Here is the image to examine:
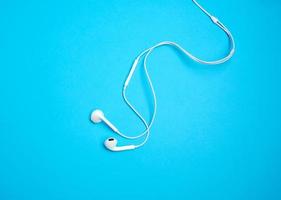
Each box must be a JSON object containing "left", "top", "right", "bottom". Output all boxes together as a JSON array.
[{"left": 1, "top": 0, "right": 281, "bottom": 199}]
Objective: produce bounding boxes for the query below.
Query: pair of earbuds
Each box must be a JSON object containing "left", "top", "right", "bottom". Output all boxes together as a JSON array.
[
  {"left": 90, "top": 0, "right": 235, "bottom": 152},
  {"left": 91, "top": 110, "right": 136, "bottom": 151}
]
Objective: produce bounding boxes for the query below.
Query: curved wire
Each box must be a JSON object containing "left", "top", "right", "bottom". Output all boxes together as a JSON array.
[{"left": 113, "top": 0, "right": 236, "bottom": 149}]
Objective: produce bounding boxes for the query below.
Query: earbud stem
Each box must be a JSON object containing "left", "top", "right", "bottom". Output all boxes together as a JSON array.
[
  {"left": 100, "top": 115, "right": 120, "bottom": 133},
  {"left": 108, "top": 145, "right": 136, "bottom": 152}
]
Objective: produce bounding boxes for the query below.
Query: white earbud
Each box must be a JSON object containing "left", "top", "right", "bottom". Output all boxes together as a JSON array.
[
  {"left": 91, "top": 110, "right": 120, "bottom": 133},
  {"left": 104, "top": 138, "right": 135, "bottom": 151}
]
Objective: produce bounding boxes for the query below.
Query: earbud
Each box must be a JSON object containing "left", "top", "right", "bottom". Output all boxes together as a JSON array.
[
  {"left": 91, "top": 110, "right": 120, "bottom": 133},
  {"left": 104, "top": 138, "right": 135, "bottom": 151}
]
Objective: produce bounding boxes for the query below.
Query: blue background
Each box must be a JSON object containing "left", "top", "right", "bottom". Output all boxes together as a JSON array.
[{"left": 1, "top": 0, "right": 281, "bottom": 199}]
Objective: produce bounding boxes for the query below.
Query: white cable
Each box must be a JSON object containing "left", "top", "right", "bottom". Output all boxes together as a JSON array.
[{"left": 115, "top": 0, "right": 235, "bottom": 148}]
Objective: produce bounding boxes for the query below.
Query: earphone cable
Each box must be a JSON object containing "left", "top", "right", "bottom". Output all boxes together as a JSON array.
[{"left": 113, "top": 0, "right": 235, "bottom": 148}]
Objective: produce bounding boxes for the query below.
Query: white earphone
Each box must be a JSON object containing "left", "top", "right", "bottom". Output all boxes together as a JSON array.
[
  {"left": 91, "top": 0, "right": 235, "bottom": 152},
  {"left": 104, "top": 138, "right": 136, "bottom": 152}
]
